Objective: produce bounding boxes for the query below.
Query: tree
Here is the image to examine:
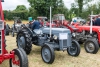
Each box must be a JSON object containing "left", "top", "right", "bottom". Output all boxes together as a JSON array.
[
  {"left": 12, "top": 5, "right": 28, "bottom": 20},
  {"left": 3, "top": 10, "right": 13, "bottom": 20},
  {"left": 28, "top": 7, "right": 38, "bottom": 19},
  {"left": 28, "top": 0, "right": 65, "bottom": 18},
  {"left": 14, "top": 5, "right": 27, "bottom": 11},
  {"left": 74, "top": 0, "right": 93, "bottom": 17}
]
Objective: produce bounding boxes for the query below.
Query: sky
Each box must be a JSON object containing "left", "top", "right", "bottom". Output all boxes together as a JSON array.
[
  {"left": 2, "top": 0, "right": 30, "bottom": 10},
  {"left": 1, "top": 0, "right": 75, "bottom": 10},
  {"left": 1, "top": 0, "right": 98, "bottom": 10}
]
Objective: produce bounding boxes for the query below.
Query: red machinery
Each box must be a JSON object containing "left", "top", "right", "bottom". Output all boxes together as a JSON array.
[
  {"left": 52, "top": 14, "right": 69, "bottom": 27},
  {"left": 72, "top": 25, "right": 100, "bottom": 54},
  {"left": 64, "top": 21, "right": 99, "bottom": 54},
  {"left": 45, "top": 14, "right": 69, "bottom": 27},
  {"left": 0, "top": 0, "right": 28, "bottom": 67},
  {"left": 37, "top": 16, "right": 47, "bottom": 26}
]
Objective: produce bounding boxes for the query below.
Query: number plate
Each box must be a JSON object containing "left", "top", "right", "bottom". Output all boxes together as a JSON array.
[{"left": 59, "top": 33, "right": 68, "bottom": 39}]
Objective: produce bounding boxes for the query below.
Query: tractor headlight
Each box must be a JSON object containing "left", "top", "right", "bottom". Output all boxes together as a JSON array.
[
  {"left": 72, "top": 33, "right": 76, "bottom": 37},
  {"left": 53, "top": 35, "right": 58, "bottom": 40}
]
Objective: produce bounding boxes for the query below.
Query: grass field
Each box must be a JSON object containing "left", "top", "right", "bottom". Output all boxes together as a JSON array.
[{"left": 0, "top": 21, "right": 100, "bottom": 67}]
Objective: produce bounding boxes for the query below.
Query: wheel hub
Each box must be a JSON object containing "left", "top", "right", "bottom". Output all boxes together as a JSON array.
[
  {"left": 12, "top": 55, "right": 20, "bottom": 67},
  {"left": 18, "top": 36, "right": 25, "bottom": 49},
  {"left": 87, "top": 43, "right": 94, "bottom": 52},
  {"left": 44, "top": 52, "right": 48, "bottom": 56},
  {"left": 70, "top": 46, "right": 76, "bottom": 54},
  {"left": 42, "top": 47, "right": 51, "bottom": 62}
]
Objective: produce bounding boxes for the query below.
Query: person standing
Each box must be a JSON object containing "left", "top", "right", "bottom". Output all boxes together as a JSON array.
[{"left": 94, "top": 14, "right": 100, "bottom": 26}]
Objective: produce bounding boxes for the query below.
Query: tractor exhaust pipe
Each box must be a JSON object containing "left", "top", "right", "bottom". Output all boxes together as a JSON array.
[
  {"left": 50, "top": 6, "right": 52, "bottom": 37},
  {"left": 90, "top": 11, "right": 93, "bottom": 34}
]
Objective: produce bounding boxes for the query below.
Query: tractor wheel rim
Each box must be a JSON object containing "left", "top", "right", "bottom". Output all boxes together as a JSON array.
[
  {"left": 42, "top": 47, "right": 51, "bottom": 62},
  {"left": 18, "top": 36, "right": 25, "bottom": 49},
  {"left": 12, "top": 55, "right": 20, "bottom": 67},
  {"left": 86, "top": 42, "right": 95, "bottom": 52},
  {"left": 69, "top": 43, "right": 77, "bottom": 55}
]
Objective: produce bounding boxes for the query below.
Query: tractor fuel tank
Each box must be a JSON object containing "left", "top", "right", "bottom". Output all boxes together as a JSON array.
[{"left": 42, "top": 28, "right": 71, "bottom": 36}]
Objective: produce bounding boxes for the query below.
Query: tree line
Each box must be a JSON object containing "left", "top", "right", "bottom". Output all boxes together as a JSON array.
[{"left": 3, "top": 0, "right": 100, "bottom": 21}]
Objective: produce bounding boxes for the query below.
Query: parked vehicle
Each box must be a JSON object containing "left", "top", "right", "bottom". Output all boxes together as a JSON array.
[
  {"left": 72, "top": 17, "right": 86, "bottom": 23},
  {"left": 0, "top": 0, "right": 28, "bottom": 67},
  {"left": 72, "top": 25, "right": 99, "bottom": 54},
  {"left": 37, "top": 16, "right": 47, "bottom": 26},
  {"left": 11, "top": 17, "right": 23, "bottom": 37},
  {"left": 16, "top": 24, "right": 80, "bottom": 64}
]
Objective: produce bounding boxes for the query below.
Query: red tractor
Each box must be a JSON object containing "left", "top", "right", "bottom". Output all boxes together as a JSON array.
[
  {"left": 37, "top": 16, "right": 47, "bottom": 26},
  {"left": 52, "top": 14, "right": 69, "bottom": 27},
  {"left": 72, "top": 24, "right": 99, "bottom": 54},
  {"left": 53, "top": 14, "right": 99, "bottom": 54},
  {"left": 45, "top": 14, "right": 68, "bottom": 27},
  {"left": 0, "top": 0, "right": 28, "bottom": 67},
  {"left": 37, "top": 16, "right": 56, "bottom": 27}
]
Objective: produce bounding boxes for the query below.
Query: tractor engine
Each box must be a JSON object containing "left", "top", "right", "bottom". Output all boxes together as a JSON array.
[
  {"left": 72, "top": 30, "right": 97, "bottom": 43},
  {"left": 72, "top": 31, "right": 86, "bottom": 41},
  {"left": 15, "top": 24, "right": 22, "bottom": 32}
]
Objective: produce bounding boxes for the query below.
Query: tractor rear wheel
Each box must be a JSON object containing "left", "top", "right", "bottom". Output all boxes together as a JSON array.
[
  {"left": 84, "top": 38, "right": 99, "bottom": 54},
  {"left": 9, "top": 48, "right": 28, "bottom": 67},
  {"left": 5, "top": 24, "right": 10, "bottom": 35},
  {"left": 41, "top": 44, "right": 55, "bottom": 64},
  {"left": 16, "top": 30, "right": 32, "bottom": 54},
  {"left": 67, "top": 40, "right": 80, "bottom": 56},
  {"left": 12, "top": 31, "right": 14, "bottom": 37}
]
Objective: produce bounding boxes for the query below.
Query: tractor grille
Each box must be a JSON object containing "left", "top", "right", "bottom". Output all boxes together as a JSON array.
[
  {"left": 0, "top": 21, "right": 3, "bottom": 55},
  {"left": 0, "top": 21, "right": 4, "bottom": 30},
  {"left": 63, "top": 40, "right": 68, "bottom": 48},
  {"left": 0, "top": 31, "right": 2, "bottom": 54},
  {"left": 59, "top": 33, "right": 71, "bottom": 50}
]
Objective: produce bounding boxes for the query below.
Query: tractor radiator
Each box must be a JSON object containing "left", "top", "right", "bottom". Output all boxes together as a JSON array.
[
  {"left": 59, "top": 33, "right": 71, "bottom": 50},
  {"left": 0, "top": 21, "right": 4, "bottom": 55}
]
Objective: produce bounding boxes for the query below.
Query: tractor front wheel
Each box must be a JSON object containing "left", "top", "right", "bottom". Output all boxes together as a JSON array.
[
  {"left": 84, "top": 38, "right": 99, "bottom": 54},
  {"left": 67, "top": 40, "right": 80, "bottom": 56},
  {"left": 41, "top": 44, "right": 55, "bottom": 64},
  {"left": 9, "top": 48, "right": 28, "bottom": 67}
]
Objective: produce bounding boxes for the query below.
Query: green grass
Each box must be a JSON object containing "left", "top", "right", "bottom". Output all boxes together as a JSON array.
[{"left": 0, "top": 21, "right": 100, "bottom": 67}]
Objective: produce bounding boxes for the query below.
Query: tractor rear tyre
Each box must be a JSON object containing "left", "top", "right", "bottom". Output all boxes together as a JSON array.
[
  {"left": 84, "top": 38, "right": 99, "bottom": 54},
  {"left": 12, "top": 31, "right": 14, "bottom": 37},
  {"left": 17, "top": 30, "right": 32, "bottom": 55},
  {"left": 9, "top": 48, "right": 28, "bottom": 67},
  {"left": 67, "top": 40, "right": 80, "bottom": 56},
  {"left": 41, "top": 44, "right": 55, "bottom": 64},
  {"left": 5, "top": 24, "right": 10, "bottom": 35}
]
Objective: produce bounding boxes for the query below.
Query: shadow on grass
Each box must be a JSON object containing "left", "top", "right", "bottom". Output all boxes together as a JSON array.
[{"left": 29, "top": 45, "right": 41, "bottom": 56}]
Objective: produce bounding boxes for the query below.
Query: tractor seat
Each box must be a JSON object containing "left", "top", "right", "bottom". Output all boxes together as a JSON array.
[{"left": 33, "top": 29, "right": 42, "bottom": 35}]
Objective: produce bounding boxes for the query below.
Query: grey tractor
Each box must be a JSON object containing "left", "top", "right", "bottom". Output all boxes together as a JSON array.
[{"left": 16, "top": 25, "right": 81, "bottom": 64}]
